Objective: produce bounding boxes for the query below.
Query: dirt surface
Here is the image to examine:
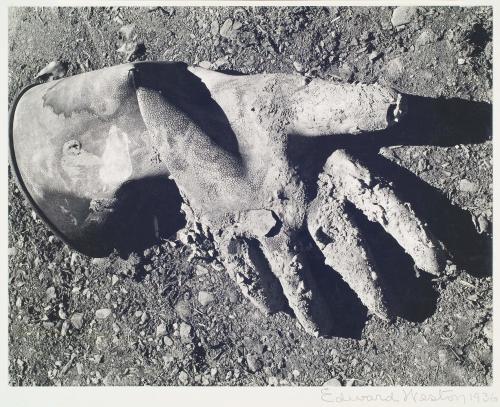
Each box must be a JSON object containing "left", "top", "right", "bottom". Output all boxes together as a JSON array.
[{"left": 8, "top": 6, "right": 492, "bottom": 386}]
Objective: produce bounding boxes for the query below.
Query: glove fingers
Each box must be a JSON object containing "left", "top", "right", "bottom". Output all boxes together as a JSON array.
[
  {"left": 324, "top": 149, "right": 447, "bottom": 276},
  {"left": 307, "top": 196, "right": 391, "bottom": 321},
  {"left": 259, "top": 233, "right": 334, "bottom": 337},
  {"left": 188, "top": 66, "right": 405, "bottom": 137},
  {"left": 217, "top": 233, "right": 287, "bottom": 314},
  {"left": 288, "top": 80, "right": 405, "bottom": 136}
]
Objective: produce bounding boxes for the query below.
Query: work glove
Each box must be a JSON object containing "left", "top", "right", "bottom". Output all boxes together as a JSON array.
[{"left": 10, "top": 62, "right": 447, "bottom": 336}]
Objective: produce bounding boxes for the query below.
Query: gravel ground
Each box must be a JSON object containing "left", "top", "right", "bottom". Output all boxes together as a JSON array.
[{"left": 8, "top": 6, "right": 492, "bottom": 386}]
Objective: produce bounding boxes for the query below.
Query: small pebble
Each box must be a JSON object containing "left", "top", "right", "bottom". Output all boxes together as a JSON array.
[
  {"left": 415, "top": 29, "right": 437, "bottom": 46},
  {"left": 339, "top": 63, "right": 355, "bottom": 82},
  {"left": 198, "top": 291, "right": 215, "bottom": 306},
  {"left": 293, "top": 61, "right": 304, "bottom": 72},
  {"left": 228, "top": 290, "right": 239, "bottom": 304},
  {"left": 268, "top": 376, "right": 278, "bottom": 386},
  {"left": 246, "top": 354, "right": 263, "bottom": 372},
  {"left": 210, "top": 20, "right": 220, "bottom": 36},
  {"left": 156, "top": 323, "right": 167, "bottom": 337},
  {"left": 46, "top": 286, "right": 57, "bottom": 301},
  {"left": 70, "top": 313, "right": 84, "bottom": 329},
  {"left": 179, "top": 322, "right": 193, "bottom": 343},
  {"left": 96, "top": 336, "right": 108, "bottom": 351},
  {"left": 368, "top": 50, "right": 381, "bottom": 62},
  {"left": 195, "top": 265, "right": 209, "bottom": 276},
  {"left": 483, "top": 320, "right": 493, "bottom": 341},
  {"left": 95, "top": 308, "right": 112, "bottom": 320},
  {"left": 391, "top": 7, "right": 417, "bottom": 27},
  {"left": 475, "top": 214, "right": 490, "bottom": 234},
  {"left": 118, "top": 24, "right": 135, "bottom": 41},
  {"left": 438, "top": 349, "right": 448, "bottom": 366},
  {"left": 219, "top": 18, "right": 233, "bottom": 38},
  {"left": 459, "top": 179, "right": 478, "bottom": 193},
  {"left": 60, "top": 321, "right": 69, "bottom": 336},
  {"left": 70, "top": 252, "right": 78, "bottom": 268},
  {"left": 484, "top": 41, "right": 492, "bottom": 60},
  {"left": 175, "top": 300, "right": 191, "bottom": 320},
  {"left": 323, "top": 378, "right": 342, "bottom": 386},
  {"left": 178, "top": 371, "right": 189, "bottom": 385},
  {"left": 384, "top": 57, "right": 404, "bottom": 81}
]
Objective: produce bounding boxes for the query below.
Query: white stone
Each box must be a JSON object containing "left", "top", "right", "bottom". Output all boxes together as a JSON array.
[{"left": 391, "top": 7, "right": 417, "bottom": 27}]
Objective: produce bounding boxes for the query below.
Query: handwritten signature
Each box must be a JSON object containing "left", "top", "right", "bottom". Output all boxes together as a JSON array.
[{"left": 321, "top": 388, "right": 498, "bottom": 404}]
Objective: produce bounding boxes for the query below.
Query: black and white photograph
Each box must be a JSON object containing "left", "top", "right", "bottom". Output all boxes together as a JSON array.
[{"left": 5, "top": 1, "right": 496, "bottom": 402}]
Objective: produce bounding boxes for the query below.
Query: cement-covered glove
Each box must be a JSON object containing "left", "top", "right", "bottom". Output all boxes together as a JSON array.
[{"left": 10, "top": 62, "right": 447, "bottom": 337}]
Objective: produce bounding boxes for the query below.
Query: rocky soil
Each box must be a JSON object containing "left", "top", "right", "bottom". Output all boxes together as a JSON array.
[{"left": 8, "top": 6, "right": 492, "bottom": 386}]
